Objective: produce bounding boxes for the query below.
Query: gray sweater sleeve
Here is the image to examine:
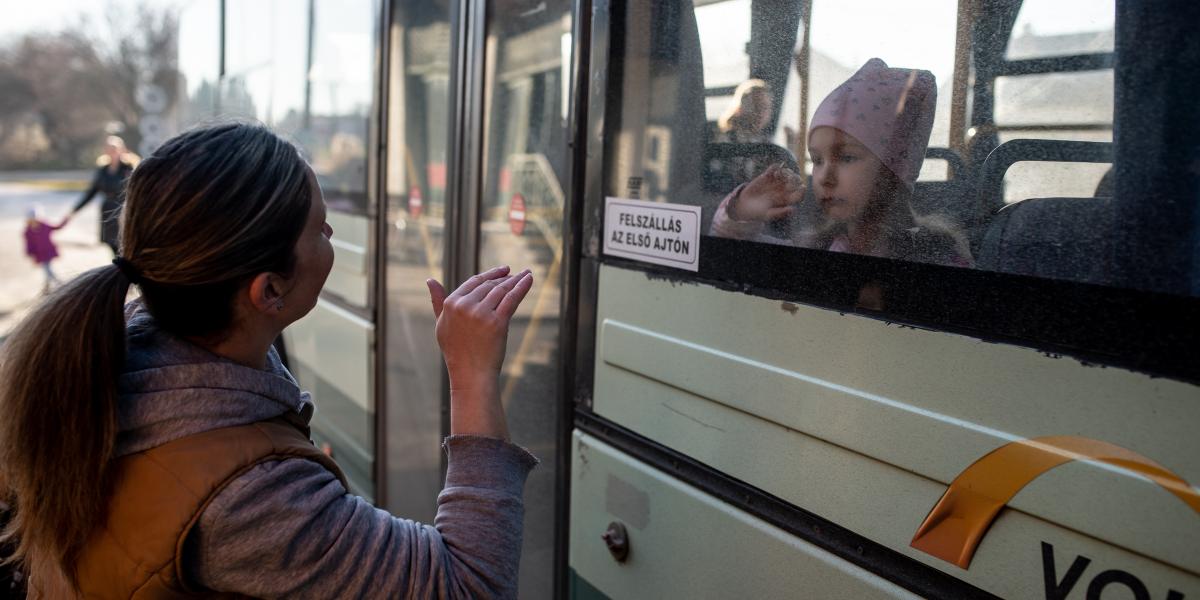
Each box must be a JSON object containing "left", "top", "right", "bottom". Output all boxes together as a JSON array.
[{"left": 185, "top": 435, "right": 539, "bottom": 599}]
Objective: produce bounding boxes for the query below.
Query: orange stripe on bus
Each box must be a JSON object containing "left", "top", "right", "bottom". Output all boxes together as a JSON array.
[{"left": 909, "top": 436, "right": 1200, "bottom": 569}]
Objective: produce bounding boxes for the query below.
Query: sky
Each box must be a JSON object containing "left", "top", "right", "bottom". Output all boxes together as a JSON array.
[{"left": 0, "top": 0, "right": 183, "bottom": 40}]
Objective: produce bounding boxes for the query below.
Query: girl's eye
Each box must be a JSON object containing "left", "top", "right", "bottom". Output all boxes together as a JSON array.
[{"left": 839, "top": 154, "right": 858, "bottom": 163}]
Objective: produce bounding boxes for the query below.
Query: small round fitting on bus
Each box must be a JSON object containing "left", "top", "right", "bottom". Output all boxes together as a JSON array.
[{"left": 601, "top": 521, "right": 630, "bottom": 563}]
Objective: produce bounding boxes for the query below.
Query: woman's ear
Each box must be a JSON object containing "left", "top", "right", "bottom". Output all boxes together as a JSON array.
[{"left": 247, "top": 272, "right": 287, "bottom": 315}]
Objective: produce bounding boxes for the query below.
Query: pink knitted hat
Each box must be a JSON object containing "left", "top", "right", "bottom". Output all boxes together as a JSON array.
[{"left": 809, "top": 58, "right": 937, "bottom": 191}]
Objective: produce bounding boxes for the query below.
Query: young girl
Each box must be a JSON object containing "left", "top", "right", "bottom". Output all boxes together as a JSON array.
[
  {"left": 22, "top": 207, "right": 66, "bottom": 292},
  {"left": 1, "top": 123, "right": 537, "bottom": 598},
  {"left": 711, "top": 58, "right": 972, "bottom": 267}
]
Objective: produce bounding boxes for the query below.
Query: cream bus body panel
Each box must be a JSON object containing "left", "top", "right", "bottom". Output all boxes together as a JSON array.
[
  {"left": 570, "top": 431, "right": 920, "bottom": 600},
  {"left": 590, "top": 264, "right": 1200, "bottom": 597},
  {"left": 324, "top": 211, "right": 370, "bottom": 307}
]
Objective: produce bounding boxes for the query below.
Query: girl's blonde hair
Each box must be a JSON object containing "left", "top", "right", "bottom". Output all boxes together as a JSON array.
[{"left": 0, "top": 123, "right": 312, "bottom": 588}]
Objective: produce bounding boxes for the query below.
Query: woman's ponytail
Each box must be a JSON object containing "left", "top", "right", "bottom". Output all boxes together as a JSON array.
[
  {"left": 0, "top": 263, "right": 132, "bottom": 585},
  {"left": 0, "top": 122, "right": 312, "bottom": 588}
]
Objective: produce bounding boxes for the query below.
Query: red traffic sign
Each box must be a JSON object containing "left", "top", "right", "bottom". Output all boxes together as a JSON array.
[
  {"left": 408, "top": 186, "right": 423, "bottom": 218},
  {"left": 509, "top": 193, "right": 526, "bottom": 236}
]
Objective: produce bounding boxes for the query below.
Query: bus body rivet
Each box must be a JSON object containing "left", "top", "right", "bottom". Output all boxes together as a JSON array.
[{"left": 602, "top": 521, "right": 630, "bottom": 563}]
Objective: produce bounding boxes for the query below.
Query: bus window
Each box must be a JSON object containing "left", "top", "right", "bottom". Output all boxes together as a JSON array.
[
  {"left": 605, "top": 0, "right": 1177, "bottom": 288},
  {"left": 994, "top": 67, "right": 1113, "bottom": 205},
  {"left": 379, "top": 0, "right": 452, "bottom": 525},
  {"left": 1006, "top": 0, "right": 1114, "bottom": 60},
  {"left": 176, "top": 0, "right": 221, "bottom": 126},
  {"left": 305, "top": 0, "right": 374, "bottom": 218},
  {"left": 219, "top": 1, "right": 309, "bottom": 129},
  {"left": 695, "top": 0, "right": 753, "bottom": 125},
  {"left": 478, "top": 3, "right": 573, "bottom": 598},
  {"left": 799, "top": 0, "right": 957, "bottom": 152},
  {"left": 612, "top": 0, "right": 972, "bottom": 267}
]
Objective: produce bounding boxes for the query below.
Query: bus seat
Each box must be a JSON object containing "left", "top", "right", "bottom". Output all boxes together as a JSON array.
[
  {"left": 969, "top": 139, "right": 1113, "bottom": 255},
  {"left": 911, "top": 148, "right": 972, "bottom": 228},
  {"left": 1094, "top": 167, "right": 1114, "bottom": 197},
  {"left": 976, "top": 196, "right": 1115, "bottom": 286}
]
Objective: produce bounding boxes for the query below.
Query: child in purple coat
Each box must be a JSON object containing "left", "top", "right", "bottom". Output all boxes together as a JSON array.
[{"left": 23, "top": 208, "right": 67, "bottom": 291}]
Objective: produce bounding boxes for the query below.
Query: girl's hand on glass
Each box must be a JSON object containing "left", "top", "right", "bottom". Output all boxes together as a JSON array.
[{"left": 728, "top": 162, "right": 805, "bottom": 222}]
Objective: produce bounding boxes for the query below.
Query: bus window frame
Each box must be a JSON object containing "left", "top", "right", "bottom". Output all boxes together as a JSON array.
[
  {"left": 576, "top": 0, "right": 1200, "bottom": 390},
  {"left": 565, "top": 0, "right": 1199, "bottom": 595}
]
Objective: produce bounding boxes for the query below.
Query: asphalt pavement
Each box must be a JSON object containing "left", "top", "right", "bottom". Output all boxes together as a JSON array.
[{"left": 0, "top": 174, "right": 112, "bottom": 342}]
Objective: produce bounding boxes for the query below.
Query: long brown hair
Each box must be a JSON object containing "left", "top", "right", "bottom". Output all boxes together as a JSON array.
[
  {"left": 805, "top": 162, "right": 971, "bottom": 265},
  {"left": 0, "top": 122, "right": 312, "bottom": 587}
]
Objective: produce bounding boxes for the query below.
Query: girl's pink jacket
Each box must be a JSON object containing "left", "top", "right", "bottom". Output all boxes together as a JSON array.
[{"left": 24, "top": 220, "right": 63, "bottom": 264}]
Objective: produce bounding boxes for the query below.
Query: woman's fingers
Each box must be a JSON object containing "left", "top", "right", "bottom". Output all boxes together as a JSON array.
[
  {"left": 449, "top": 265, "right": 510, "bottom": 300},
  {"left": 482, "top": 269, "right": 530, "bottom": 309},
  {"left": 496, "top": 271, "right": 534, "bottom": 319},
  {"left": 426, "top": 279, "right": 448, "bottom": 318},
  {"left": 463, "top": 277, "right": 506, "bottom": 304}
]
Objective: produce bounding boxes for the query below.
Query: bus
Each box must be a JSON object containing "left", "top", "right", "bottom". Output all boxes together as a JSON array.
[{"left": 170, "top": 0, "right": 1199, "bottom": 597}]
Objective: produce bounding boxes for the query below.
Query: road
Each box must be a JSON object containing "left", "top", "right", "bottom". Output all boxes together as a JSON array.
[{"left": 0, "top": 179, "right": 112, "bottom": 341}]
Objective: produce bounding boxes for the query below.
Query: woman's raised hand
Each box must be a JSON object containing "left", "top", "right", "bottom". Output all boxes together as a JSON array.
[
  {"left": 728, "top": 162, "right": 805, "bottom": 222},
  {"left": 425, "top": 266, "right": 534, "bottom": 439}
]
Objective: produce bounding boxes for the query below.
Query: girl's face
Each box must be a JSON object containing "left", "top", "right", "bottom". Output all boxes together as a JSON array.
[
  {"left": 281, "top": 169, "right": 335, "bottom": 322},
  {"left": 809, "top": 127, "right": 887, "bottom": 224}
]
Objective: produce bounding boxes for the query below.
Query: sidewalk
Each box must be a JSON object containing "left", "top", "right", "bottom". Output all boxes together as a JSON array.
[
  {"left": 0, "top": 180, "right": 112, "bottom": 343},
  {"left": 0, "top": 170, "right": 91, "bottom": 191}
]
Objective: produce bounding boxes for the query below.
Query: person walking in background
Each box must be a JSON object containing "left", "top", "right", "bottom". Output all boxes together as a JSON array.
[
  {"left": 1, "top": 123, "right": 538, "bottom": 598},
  {"left": 69, "top": 135, "right": 139, "bottom": 254},
  {"left": 22, "top": 206, "right": 66, "bottom": 293}
]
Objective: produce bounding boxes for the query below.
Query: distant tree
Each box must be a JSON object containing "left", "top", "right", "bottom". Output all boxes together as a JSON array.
[{"left": 0, "top": 2, "right": 179, "bottom": 169}]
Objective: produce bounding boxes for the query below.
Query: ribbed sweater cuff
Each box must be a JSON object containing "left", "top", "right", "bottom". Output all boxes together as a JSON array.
[{"left": 443, "top": 435, "right": 540, "bottom": 496}]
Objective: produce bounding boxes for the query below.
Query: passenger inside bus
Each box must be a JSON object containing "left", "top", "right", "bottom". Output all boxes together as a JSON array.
[
  {"left": 716, "top": 79, "right": 774, "bottom": 143},
  {"left": 712, "top": 79, "right": 779, "bottom": 182},
  {"left": 709, "top": 58, "right": 973, "bottom": 267}
]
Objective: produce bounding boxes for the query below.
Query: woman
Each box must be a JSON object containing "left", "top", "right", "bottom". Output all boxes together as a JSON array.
[
  {"left": 0, "top": 123, "right": 538, "bottom": 598},
  {"left": 716, "top": 79, "right": 773, "bottom": 144},
  {"left": 69, "top": 136, "right": 139, "bottom": 254}
]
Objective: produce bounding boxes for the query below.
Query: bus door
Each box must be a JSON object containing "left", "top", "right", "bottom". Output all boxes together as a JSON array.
[
  {"left": 474, "top": 3, "right": 574, "bottom": 597},
  {"left": 380, "top": 0, "right": 454, "bottom": 526},
  {"left": 567, "top": 0, "right": 1200, "bottom": 598},
  {"left": 385, "top": 1, "right": 573, "bottom": 597}
]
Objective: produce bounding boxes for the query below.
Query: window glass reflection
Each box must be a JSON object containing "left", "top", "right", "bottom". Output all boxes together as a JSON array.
[
  {"left": 609, "top": 0, "right": 1139, "bottom": 288},
  {"left": 304, "top": 0, "right": 373, "bottom": 211},
  {"left": 176, "top": 0, "right": 221, "bottom": 126},
  {"left": 222, "top": 0, "right": 308, "bottom": 127},
  {"left": 380, "top": 0, "right": 451, "bottom": 525},
  {"left": 479, "top": 4, "right": 572, "bottom": 598},
  {"left": 1006, "top": 0, "right": 1114, "bottom": 60}
]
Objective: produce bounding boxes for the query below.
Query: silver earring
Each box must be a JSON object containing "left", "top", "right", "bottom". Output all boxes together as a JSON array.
[{"left": 275, "top": 300, "right": 285, "bottom": 311}]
